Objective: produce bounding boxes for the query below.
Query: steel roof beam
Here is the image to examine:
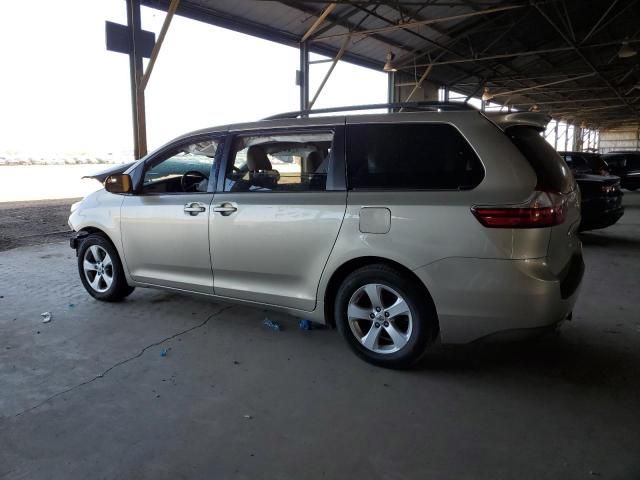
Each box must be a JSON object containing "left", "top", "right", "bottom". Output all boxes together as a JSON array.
[
  {"left": 313, "top": 4, "right": 525, "bottom": 41},
  {"left": 407, "top": 39, "right": 640, "bottom": 69},
  {"left": 301, "top": 3, "right": 336, "bottom": 43},
  {"left": 533, "top": 4, "right": 639, "bottom": 118}
]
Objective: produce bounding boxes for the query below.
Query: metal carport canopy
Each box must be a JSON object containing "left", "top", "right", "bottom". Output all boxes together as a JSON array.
[{"left": 129, "top": 0, "right": 640, "bottom": 157}]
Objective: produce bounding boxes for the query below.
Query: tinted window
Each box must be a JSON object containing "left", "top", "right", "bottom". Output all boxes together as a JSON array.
[
  {"left": 346, "top": 123, "right": 484, "bottom": 190},
  {"left": 225, "top": 132, "right": 332, "bottom": 192},
  {"left": 584, "top": 154, "right": 608, "bottom": 172},
  {"left": 627, "top": 154, "right": 640, "bottom": 170},
  {"left": 508, "top": 126, "right": 574, "bottom": 194},
  {"left": 602, "top": 154, "right": 626, "bottom": 169},
  {"left": 571, "top": 155, "right": 588, "bottom": 168}
]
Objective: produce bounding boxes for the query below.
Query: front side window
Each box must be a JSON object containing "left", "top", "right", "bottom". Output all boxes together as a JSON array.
[
  {"left": 346, "top": 123, "right": 484, "bottom": 190},
  {"left": 142, "top": 139, "right": 219, "bottom": 194},
  {"left": 224, "top": 132, "right": 333, "bottom": 192}
]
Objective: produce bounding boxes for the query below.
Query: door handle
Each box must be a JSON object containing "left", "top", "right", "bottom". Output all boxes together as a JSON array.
[
  {"left": 184, "top": 202, "right": 206, "bottom": 215},
  {"left": 212, "top": 203, "right": 238, "bottom": 216}
]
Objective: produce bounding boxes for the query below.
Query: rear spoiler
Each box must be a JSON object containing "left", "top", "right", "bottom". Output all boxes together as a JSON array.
[
  {"left": 485, "top": 112, "right": 551, "bottom": 131},
  {"left": 82, "top": 161, "right": 137, "bottom": 183}
]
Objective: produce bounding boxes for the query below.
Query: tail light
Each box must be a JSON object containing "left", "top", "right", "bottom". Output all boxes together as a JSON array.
[
  {"left": 471, "top": 191, "right": 567, "bottom": 228},
  {"left": 601, "top": 183, "right": 618, "bottom": 193}
]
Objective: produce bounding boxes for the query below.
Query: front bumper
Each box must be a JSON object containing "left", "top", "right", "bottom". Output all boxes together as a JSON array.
[
  {"left": 414, "top": 255, "right": 583, "bottom": 344},
  {"left": 69, "top": 230, "right": 89, "bottom": 251}
]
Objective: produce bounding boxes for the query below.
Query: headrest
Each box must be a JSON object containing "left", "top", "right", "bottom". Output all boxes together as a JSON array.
[{"left": 246, "top": 146, "right": 272, "bottom": 171}]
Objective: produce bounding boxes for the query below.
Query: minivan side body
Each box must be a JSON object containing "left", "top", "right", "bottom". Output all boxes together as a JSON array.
[{"left": 70, "top": 110, "right": 583, "bottom": 365}]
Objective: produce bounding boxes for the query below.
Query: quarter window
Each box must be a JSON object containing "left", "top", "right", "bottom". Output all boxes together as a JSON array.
[
  {"left": 346, "top": 123, "right": 484, "bottom": 190},
  {"left": 224, "top": 132, "right": 333, "bottom": 192}
]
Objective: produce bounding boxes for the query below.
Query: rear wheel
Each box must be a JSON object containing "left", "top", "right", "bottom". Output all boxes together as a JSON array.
[
  {"left": 77, "top": 234, "right": 134, "bottom": 301},
  {"left": 335, "top": 264, "right": 437, "bottom": 368}
]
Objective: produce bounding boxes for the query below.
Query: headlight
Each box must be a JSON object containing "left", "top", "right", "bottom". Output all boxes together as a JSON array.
[{"left": 70, "top": 201, "right": 81, "bottom": 213}]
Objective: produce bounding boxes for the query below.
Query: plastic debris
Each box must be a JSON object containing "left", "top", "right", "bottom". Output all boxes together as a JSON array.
[
  {"left": 68, "top": 303, "right": 75, "bottom": 308},
  {"left": 263, "top": 318, "right": 281, "bottom": 331},
  {"left": 41, "top": 312, "right": 52, "bottom": 323},
  {"left": 298, "top": 319, "right": 313, "bottom": 331},
  {"left": 160, "top": 347, "right": 172, "bottom": 357},
  {"left": 243, "top": 414, "right": 253, "bottom": 419}
]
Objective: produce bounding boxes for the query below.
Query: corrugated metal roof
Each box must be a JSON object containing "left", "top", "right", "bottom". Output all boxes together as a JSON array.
[{"left": 141, "top": 0, "right": 640, "bottom": 127}]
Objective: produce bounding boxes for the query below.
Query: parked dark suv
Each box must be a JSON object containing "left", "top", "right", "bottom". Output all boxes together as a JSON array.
[
  {"left": 560, "top": 151, "right": 610, "bottom": 176},
  {"left": 559, "top": 151, "right": 624, "bottom": 231},
  {"left": 601, "top": 151, "right": 640, "bottom": 191}
]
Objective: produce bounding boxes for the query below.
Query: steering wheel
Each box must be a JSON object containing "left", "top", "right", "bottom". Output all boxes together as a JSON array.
[{"left": 181, "top": 170, "right": 209, "bottom": 192}]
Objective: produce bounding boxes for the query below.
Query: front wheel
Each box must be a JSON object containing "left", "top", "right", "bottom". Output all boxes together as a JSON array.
[
  {"left": 335, "top": 264, "right": 437, "bottom": 369},
  {"left": 77, "top": 234, "right": 135, "bottom": 301}
]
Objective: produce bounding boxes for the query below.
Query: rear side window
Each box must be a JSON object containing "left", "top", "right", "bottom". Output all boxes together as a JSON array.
[
  {"left": 604, "top": 155, "right": 626, "bottom": 168},
  {"left": 508, "top": 126, "right": 573, "bottom": 194},
  {"left": 586, "top": 154, "right": 608, "bottom": 172},
  {"left": 346, "top": 123, "right": 484, "bottom": 190},
  {"left": 571, "top": 155, "right": 589, "bottom": 168}
]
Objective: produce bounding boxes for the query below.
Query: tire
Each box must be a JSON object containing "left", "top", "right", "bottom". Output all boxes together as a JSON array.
[
  {"left": 77, "top": 233, "right": 135, "bottom": 302},
  {"left": 334, "top": 264, "right": 437, "bottom": 369}
]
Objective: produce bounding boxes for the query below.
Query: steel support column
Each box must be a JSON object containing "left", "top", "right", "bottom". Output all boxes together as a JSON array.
[
  {"left": 387, "top": 71, "right": 397, "bottom": 111},
  {"left": 126, "top": 0, "right": 147, "bottom": 159},
  {"left": 299, "top": 41, "right": 309, "bottom": 112},
  {"left": 573, "top": 126, "right": 582, "bottom": 151}
]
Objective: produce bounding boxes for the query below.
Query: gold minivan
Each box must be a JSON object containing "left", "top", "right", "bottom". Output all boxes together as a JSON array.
[{"left": 70, "top": 104, "right": 583, "bottom": 368}]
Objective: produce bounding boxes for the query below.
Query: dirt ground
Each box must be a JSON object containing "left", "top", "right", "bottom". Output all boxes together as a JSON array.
[{"left": 0, "top": 198, "right": 79, "bottom": 251}]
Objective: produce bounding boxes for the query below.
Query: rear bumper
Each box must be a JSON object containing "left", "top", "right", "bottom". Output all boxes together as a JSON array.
[
  {"left": 414, "top": 254, "right": 583, "bottom": 344},
  {"left": 580, "top": 205, "right": 624, "bottom": 231}
]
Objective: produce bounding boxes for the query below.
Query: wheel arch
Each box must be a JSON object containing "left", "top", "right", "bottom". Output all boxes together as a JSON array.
[
  {"left": 74, "top": 226, "right": 132, "bottom": 280},
  {"left": 323, "top": 256, "right": 440, "bottom": 337},
  {"left": 76, "top": 227, "right": 117, "bottom": 250}
]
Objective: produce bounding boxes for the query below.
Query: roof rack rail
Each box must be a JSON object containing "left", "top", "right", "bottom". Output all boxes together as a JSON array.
[{"left": 263, "top": 101, "right": 478, "bottom": 120}]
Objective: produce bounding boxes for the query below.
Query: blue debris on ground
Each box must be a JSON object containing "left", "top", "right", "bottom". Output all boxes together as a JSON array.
[
  {"left": 263, "top": 318, "right": 281, "bottom": 331},
  {"left": 298, "top": 319, "right": 313, "bottom": 331}
]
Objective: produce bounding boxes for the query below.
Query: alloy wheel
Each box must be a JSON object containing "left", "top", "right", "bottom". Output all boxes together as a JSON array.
[
  {"left": 347, "top": 283, "right": 413, "bottom": 354},
  {"left": 83, "top": 245, "right": 114, "bottom": 293}
]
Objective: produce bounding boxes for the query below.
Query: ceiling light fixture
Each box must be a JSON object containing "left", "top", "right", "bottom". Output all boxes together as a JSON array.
[
  {"left": 481, "top": 86, "right": 492, "bottom": 102},
  {"left": 618, "top": 41, "right": 637, "bottom": 59},
  {"left": 383, "top": 51, "right": 397, "bottom": 72}
]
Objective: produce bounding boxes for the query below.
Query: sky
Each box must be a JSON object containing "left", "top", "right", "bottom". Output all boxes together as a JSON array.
[{"left": 0, "top": 0, "right": 387, "bottom": 158}]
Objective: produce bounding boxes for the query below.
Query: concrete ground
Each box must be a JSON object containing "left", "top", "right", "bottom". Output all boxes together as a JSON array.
[{"left": 1, "top": 194, "right": 639, "bottom": 480}]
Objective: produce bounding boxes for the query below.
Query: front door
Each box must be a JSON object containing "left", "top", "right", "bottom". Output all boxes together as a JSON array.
[
  {"left": 121, "top": 137, "right": 222, "bottom": 294},
  {"left": 210, "top": 128, "right": 346, "bottom": 311}
]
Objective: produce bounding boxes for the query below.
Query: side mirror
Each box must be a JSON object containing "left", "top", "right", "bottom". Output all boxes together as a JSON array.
[{"left": 104, "top": 174, "right": 132, "bottom": 194}]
